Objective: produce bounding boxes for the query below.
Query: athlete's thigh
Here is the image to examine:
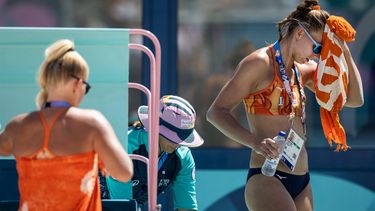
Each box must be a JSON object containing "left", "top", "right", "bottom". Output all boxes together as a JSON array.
[
  {"left": 245, "top": 174, "right": 297, "bottom": 211},
  {"left": 294, "top": 182, "right": 313, "bottom": 211}
]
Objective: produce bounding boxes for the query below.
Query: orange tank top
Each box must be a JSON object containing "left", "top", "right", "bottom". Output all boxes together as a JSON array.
[
  {"left": 243, "top": 46, "right": 303, "bottom": 115},
  {"left": 15, "top": 110, "right": 102, "bottom": 211}
]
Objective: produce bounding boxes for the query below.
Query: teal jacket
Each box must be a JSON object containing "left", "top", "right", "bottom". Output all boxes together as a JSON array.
[{"left": 106, "top": 126, "right": 198, "bottom": 210}]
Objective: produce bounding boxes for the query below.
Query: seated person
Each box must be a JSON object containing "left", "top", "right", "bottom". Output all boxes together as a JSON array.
[{"left": 103, "top": 95, "right": 204, "bottom": 211}]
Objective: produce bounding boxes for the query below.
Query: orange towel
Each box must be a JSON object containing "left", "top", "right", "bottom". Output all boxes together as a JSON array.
[
  {"left": 16, "top": 152, "right": 102, "bottom": 211},
  {"left": 314, "top": 16, "right": 356, "bottom": 151}
]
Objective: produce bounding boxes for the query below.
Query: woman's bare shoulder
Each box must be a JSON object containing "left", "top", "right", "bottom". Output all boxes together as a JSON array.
[
  {"left": 7, "top": 111, "right": 37, "bottom": 126},
  {"left": 1, "top": 112, "right": 39, "bottom": 139},
  {"left": 235, "top": 46, "right": 271, "bottom": 78},
  {"left": 214, "top": 46, "right": 273, "bottom": 105},
  {"left": 68, "top": 108, "right": 109, "bottom": 128}
]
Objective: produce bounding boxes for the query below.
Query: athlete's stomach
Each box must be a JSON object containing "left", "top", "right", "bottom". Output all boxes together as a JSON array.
[{"left": 246, "top": 114, "right": 309, "bottom": 175}]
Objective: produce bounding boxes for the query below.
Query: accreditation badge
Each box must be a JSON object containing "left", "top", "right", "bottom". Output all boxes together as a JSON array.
[{"left": 280, "top": 128, "right": 305, "bottom": 171}]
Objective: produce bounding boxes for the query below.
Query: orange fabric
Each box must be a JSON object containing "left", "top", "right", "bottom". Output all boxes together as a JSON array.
[
  {"left": 26, "top": 110, "right": 67, "bottom": 159},
  {"left": 312, "top": 5, "right": 321, "bottom": 10},
  {"left": 15, "top": 110, "right": 102, "bottom": 211},
  {"left": 314, "top": 16, "right": 356, "bottom": 151},
  {"left": 326, "top": 16, "right": 356, "bottom": 42},
  {"left": 243, "top": 47, "right": 303, "bottom": 116}
]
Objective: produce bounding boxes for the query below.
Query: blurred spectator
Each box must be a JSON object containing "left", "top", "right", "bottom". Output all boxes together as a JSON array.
[
  {"left": 0, "top": 0, "right": 58, "bottom": 26},
  {"left": 103, "top": 0, "right": 141, "bottom": 28}
]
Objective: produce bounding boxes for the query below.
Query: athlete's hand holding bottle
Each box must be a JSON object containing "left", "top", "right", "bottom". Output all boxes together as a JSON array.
[
  {"left": 261, "top": 131, "right": 287, "bottom": 176},
  {"left": 253, "top": 131, "right": 286, "bottom": 161}
]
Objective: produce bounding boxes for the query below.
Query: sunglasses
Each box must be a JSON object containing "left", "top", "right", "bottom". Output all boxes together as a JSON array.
[
  {"left": 71, "top": 75, "right": 91, "bottom": 94},
  {"left": 297, "top": 22, "right": 322, "bottom": 54}
]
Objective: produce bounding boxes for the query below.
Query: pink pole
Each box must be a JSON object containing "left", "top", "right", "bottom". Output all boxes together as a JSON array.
[
  {"left": 129, "top": 154, "right": 149, "bottom": 165},
  {"left": 128, "top": 81, "right": 153, "bottom": 208},
  {"left": 129, "top": 29, "right": 161, "bottom": 211}
]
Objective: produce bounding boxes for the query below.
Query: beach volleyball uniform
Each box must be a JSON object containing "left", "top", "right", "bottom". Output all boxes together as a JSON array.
[
  {"left": 243, "top": 45, "right": 310, "bottom": 198},
  {"left": 15, "top": 109, "right": 102, "bottom": 211},
  {"left": 246, "top": 168, "right": 310, "bottom": 199},
  {"left": 243, "top": 46, "right": 303, "bottom": 116},
  {"left": 106, "top": 126, "right": 198, "bottom": 210}
]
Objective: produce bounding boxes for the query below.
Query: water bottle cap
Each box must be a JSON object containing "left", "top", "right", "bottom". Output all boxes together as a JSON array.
[{"left": 278, "top": 131, "right": 286, "bottom": 137}]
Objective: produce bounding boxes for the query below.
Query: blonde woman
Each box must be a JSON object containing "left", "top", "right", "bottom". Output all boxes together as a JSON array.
[{"left": 0, "top": 39, "right": 133, "bottom": 211}]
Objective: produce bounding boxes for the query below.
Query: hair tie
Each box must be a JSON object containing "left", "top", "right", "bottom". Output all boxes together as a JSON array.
[
  {"left": 64, "top": 48, "right": 74, "bottom": 54},
  {"left": 312, "top": 5, "right": 320, "bottom": 10}
]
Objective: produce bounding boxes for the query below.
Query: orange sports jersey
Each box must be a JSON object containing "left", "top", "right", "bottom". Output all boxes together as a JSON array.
[
  {"left": 15, "top": 110, "right": 102, "bottom": 211},
  {"left": 243, "top": 46, "right": 303, "bottom": 116}
]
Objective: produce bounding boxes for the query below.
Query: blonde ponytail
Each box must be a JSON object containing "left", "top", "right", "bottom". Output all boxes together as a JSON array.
[
  {"left": 44, "top": 39, "right": 75, "bottom": 64},
  {"left": 36, "top": 88, "right": 48, "bottom": 109},
  {"left": 36, "top": 39, "right": 89, "bottom": 108}
]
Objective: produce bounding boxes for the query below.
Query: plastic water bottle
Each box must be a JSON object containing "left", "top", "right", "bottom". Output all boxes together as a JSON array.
[{"left": 261, "top": 131, "right": 287, "bottom": 177}]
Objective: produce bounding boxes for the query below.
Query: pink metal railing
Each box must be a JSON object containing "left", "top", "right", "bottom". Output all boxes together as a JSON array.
[
  {"left": 128, "top": 154, "right": 149, "bottom": 165},
  {"left": 128, "top": 29, "right": 161, "bottom": 211}
]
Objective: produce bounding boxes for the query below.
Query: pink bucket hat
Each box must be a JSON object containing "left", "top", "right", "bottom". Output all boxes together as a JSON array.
[{"left": 137, "top": 95, "right": 204, "bottom": 147}]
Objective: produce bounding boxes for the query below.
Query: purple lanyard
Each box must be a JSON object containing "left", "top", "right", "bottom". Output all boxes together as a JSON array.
[
  {"left": 274, "top": 41, "right": 306, "bottom": 134},
  {"left": 44, "top": 101, "right": 71, "bottom": 108}
]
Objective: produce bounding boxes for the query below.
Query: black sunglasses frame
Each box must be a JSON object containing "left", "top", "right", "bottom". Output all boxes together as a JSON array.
[{"left": 71, "top": 75, "right": 91, "bottom": 94}]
